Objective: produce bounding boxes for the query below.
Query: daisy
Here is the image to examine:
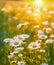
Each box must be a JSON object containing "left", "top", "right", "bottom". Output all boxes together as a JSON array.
[
  {"left": 3, "top": 38, "right": 13, "bottom": 43},
  {"left": 28, "top": 42, "right": 41, "bottom": 50},
  {"left": 40, "top": 49, "right": 46, "bottom": 53},
  {"left": 49, "top": 10, "right": 54, "bottom": 14},
  {"left": 17, "top": 24, "right": 23, "bottom": 29},
  {"left": 51, "top": 22, "right": 54, "bottom": 28},
  {"left": 41, "top": 63, "right": 48, "bottom": 65},
  {"left": 46, "top": 40, "right": 54, "bottom": 44},
  {"left": 18, "top": 54, "right": 23, "bottom": 57},
  {"left": 9, "top": 39, "right": 23, "bottom": 47},
  {"left": 42, "top": 21, "right": 48, "bottom": 25},
  {"left": 17, "top": 61, "right": 25, "bottom": 65},
  {"left": 23, "top": 21, "right": 29, "bottom": 25},
  {"left": 8, "top": 52, "right": 14, "bottom": 58},
  {"left": 43, "top": 28, "right": 52, "bottom": 33},
  {"left": 38, "top": 34, "right": 48, "bottom": 40},
  {"left": 38, "top": 30, "right": 43, "bottom": 36},
  {"left": 26, "top": 10, "right": 32, "bottom": 14},
  {"left": 34, "top": 25, "right": 40, "bottom": 28},
  {"left": 14, "top": 47, "right": 24, "bottom": 51},
  {"left": 50, "top": 34, "right": 54, "bottom": 38}
]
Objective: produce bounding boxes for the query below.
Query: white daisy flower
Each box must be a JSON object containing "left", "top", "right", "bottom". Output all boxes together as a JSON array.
[
  {"left": 26, "top": 10, "right": 32, "bottom": 14},
  {"left": 28, "top": 42, "right": 41, "bottom": 50},
  {"left": 50, "top": 34, "right": 54, "bottom": 38},
  {"left": 9, "top": 39, "right": 23, "bottom": 47},
  {"left": 14, "top": 47, "right": 24, "bottom": 51},
  {"left": 3, "top": 38, "right": 13, "bottom": 43},
  {"left": 43, "top": 28, "right": 52, "bottom": 33},
  {"left": 49, "top": 10, "right": 54, "bottom": 14},
  {"left": 38, "top": 30, "right": 43, "bottom": 36},
  {"left": 17, "top": 61, "right": 25, "bottom": 65},
  {"left": 46, "top": 40, "right": 54, "bottom": 44},
  {"left": 42, "top": 21, "right": 48, "bottom": 25},
  {"left": 34, "top": 25, "right": 40, "bottom": 28},
  {"left": 40, "top": 49, "right": 46, "bottom": 53},
  {"left": 18, "top": 54, "right": 23, "bottom": 57},
  {"left": 21, "top": 34, "right": 30, "bottom": 39},
  {"left": 51, "top": 22, "right": 54, "bottom": 28},
  {"left": 13, "top": 35, "right": 25, "bottom": 41},
  {"left": 23, "top": 21, "right": 29, "bottom": 25},
  {"left": 38, "top": 34, "right": 48, "bottom": 40},
  {"left": 17, "top": 24, "right": 23, "bottom": 29},
  {"left": 41, "top": 63, "right": 48, "bottom": 65},
  {"left": 8, "top": 52, "right": 14, "bottom": 58}
]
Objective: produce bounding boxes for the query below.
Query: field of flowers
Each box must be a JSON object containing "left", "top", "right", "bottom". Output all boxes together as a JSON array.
[{"left": 0, "top": 1, "right": 54, "bottom": 65}]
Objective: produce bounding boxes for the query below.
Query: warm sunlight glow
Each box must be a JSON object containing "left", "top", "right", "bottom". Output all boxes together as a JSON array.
[{"left": 36, "top": 0, "right": 42, "bottom": 6}]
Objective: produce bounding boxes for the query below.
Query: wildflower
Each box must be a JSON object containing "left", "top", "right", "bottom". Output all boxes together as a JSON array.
[
  {"left": 18, "top": 54, "right": 23, "bottom": 57},
  {"left": 3, "top": 38, "right": 13, "bottom": 43},
  {"left": 17, "top": 61, "right": 25, "bottom": 65},
  {"left": 42, "top": 21, "right": 48, "bottom": 25},
  {"left": 49, "top": 10, "right": 54, "bottom": 14},
  {"left": 43, "top": 28, "right": 52, "bottom": 33},
  {"left": 17, "top": 24, "right": 23, "bottom": 29},
  {"left": 51, "top": 22, "right": 54, "bottom": 28},
  {"left": 41, "top": 63, "right": 48, "bottom": 65},
  {"left": 38, "top": 30, "right": 43, "bottom": 36},
  {"left": 40, "top": 49, "right": 46, "bottom": 53},
  {"left": 26, "top": 10, "right": 32, "bottom": 14},
  {"left": 50, "top": 34, "right": 54, "bottom": 38},
  {"left": 46, "top": 40, "right": 54, "bottom": 44},
  {"left": 8, "top": 52, "right": 14, "bottom": 58},
  {"left": 23, "top": 21, "right": 29, "bottom": 25},
  {"left": 14, "top": 47, "right": 24, "bottom": 51},
  {"left": 38, "top": 34, "right": 48, "bottom": 40},
  {"left": 28, "top": 42, "right": 41, "bottom": 50},
  {"left": 34, "top": 25, "right": 40, "bottom": 28},
  {"left": 9, "top": 39, "right": 23, "bottom": 47}
]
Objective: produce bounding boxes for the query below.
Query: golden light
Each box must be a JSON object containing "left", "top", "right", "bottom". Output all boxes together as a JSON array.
[{"left": 36, "top": 0, "right": 42, "bottom": 6}]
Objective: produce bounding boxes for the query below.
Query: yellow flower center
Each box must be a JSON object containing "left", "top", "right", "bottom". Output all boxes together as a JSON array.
[{"left": 14, "top": 42, "right": 19, "bottom": 45}]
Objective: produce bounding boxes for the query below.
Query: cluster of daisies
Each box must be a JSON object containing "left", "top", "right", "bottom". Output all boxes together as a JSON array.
[{"left": 3, "top": 2, "right": 54, "bottom": 65}]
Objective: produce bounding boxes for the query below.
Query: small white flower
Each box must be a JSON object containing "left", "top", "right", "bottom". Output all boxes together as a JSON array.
[
  {"left": 23, "top": 21, "right": 29, "bottom": 25},
  {"left": 38, "top": 34, "right": 48, "bottom": 40},
  {"left": 8, "top": 52, "right": 14, "bottom": 58},
  {"left": 3, "top": 38, "right": 13, "bottom": 43},
  {"left": 9, "top": 39, "right": 23, "bottom": 47},
  {"left": 13, "top": 50, "right": 18, "bottom": 54},
  {"left": 40, "top": 49, "right": 46, "bottom": 53},
  {"left": 17, "top": 24, "right": 23, "bottom": 29},
  {"left": 51, "top": 22, "right": 54, "bottom": 28},
  {"left": 41, "top": 63, "right": 48, "bottom": 65},
  {"left": 46, "top": 40, "right": 54, "bottom": 44},
  {"left": 26, "top": 10, "right": 32, "bottom": 14},
  {"left": 18, "top": 54, "right": 23, "bottom": 57},
  {"left": 17, "top": 61, "right": 25, "bottom": 65},
  {"left": 28, "top": 42, "right": 41, "bottom": 50},
  {"left": 49, "top": 10, "right": 54, "bottom": 14},
  {"left": 14, "top": 47, "right": 24, "bottom": 51},
  {"left": 50, "top": 34, "right": 54, "bottom": 38},
  {"left": 43, "top": 28, "right": 52, "bottom": 33},
  {"left": 34, "top": 25, "right": 40, "bottom": 28},
  {"left": 42, "top": 21, "right": 48, "bottom": 25},
  {"left": 38, "top": 30, "right": 43, "bottom": 36}
]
